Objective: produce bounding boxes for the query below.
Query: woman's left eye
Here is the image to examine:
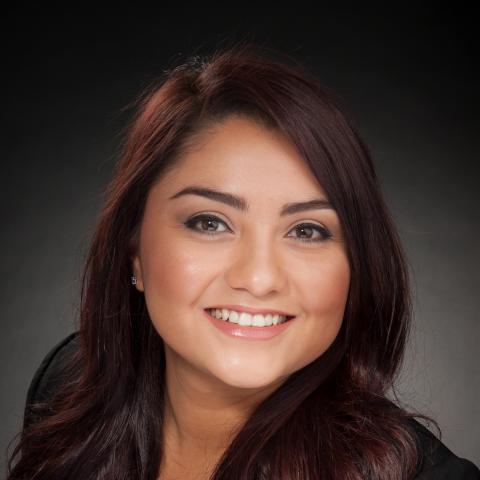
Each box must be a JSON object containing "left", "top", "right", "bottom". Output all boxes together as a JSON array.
[
  {"left": 183, "top": 214, "right": 332, "bottom": 243},
  {"left": 287, "top": 223, "right": 332, "bottom": 243}
]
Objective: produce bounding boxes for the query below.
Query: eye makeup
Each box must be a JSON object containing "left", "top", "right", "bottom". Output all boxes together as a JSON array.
[{"left": 183, "top": 213, "right": 333, "bottom": 243}]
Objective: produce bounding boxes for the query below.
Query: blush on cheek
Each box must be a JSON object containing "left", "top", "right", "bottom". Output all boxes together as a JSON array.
[
  {"left": 306, "top": 258, "right": 350, "bottom": 320},
  {"left": 143, "top": 238, "right": 217, "bottom": 306}
]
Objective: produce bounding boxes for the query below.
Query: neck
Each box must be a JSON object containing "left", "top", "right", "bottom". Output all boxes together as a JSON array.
[{"left": 161, "top": 345, "right": 286, "bottom": 461}]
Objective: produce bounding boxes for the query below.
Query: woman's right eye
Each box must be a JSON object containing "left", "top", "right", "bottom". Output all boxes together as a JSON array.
[{"left": 183, "top": 214, "right": 230, "bottom": 236}]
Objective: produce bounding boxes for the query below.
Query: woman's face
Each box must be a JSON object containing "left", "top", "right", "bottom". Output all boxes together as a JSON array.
[{"left": 132, "top": 115, "right": 350, "bottom": 390}]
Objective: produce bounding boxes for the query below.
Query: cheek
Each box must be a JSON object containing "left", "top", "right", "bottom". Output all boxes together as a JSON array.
[
  {"left": 140, "top": 235, "right": 215, "bottom": 344},
  {"left": 140, "top": 233, "right": 216, "bottom": 306},
  {"left": 298, "top": 252, "right": 350, "bottom": 321},
  {"left": 282, "top": 251, "right": 350, "bottom": 372}
]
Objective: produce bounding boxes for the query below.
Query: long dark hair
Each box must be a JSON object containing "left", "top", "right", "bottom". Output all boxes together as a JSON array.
[{"left": 7, "top": 42, "right": 439, "bottom": 479}]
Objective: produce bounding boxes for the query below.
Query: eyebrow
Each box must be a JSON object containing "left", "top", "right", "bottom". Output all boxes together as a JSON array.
[{"left": 169, "top": 185, "right": 335, "bottom": 215}]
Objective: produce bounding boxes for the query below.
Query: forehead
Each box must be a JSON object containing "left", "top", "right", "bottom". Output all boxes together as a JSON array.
[{"left": 156, "top": 115, "right": 328, "bottom": 199}]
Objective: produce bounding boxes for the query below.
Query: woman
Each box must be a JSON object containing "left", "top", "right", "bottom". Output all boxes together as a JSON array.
[{"left": 7, "top": 43, "right": 480, "bottom": 479}]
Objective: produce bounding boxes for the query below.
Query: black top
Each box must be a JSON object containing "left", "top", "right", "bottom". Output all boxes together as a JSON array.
[{"left": 24, "top": 333, "right": 480, "bottom": 479}]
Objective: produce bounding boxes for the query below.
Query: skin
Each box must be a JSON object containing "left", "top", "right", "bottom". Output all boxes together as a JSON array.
[{"left": 131, "top": 115, "right": 351, "bottom": 479}]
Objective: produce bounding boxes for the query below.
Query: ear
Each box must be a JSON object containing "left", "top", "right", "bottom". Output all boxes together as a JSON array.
[
  {"left": 131, "top": 254, "right": 145, "bottom": 292},
  {"left": 129, "top": 229, "right": 145, "bottom": 292}
]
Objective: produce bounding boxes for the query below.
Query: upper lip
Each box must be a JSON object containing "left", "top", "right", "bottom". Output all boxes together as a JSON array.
[{"left": 206, "top": 304, "right": 296, "bottom": 317}]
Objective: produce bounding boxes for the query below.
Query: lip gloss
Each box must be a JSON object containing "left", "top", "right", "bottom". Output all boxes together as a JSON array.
[{"left": 204, "top": 309, "right": 296, "bottom": 341}]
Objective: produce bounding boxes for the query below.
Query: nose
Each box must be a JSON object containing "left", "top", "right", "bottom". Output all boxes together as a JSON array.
[{"left": 224, "top": 231, "right": 287, "bottom": 297}]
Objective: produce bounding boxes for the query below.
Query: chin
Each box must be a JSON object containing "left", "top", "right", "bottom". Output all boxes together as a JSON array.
[{"left": 214, "top": 369, "right": 288, "bottom": 391}]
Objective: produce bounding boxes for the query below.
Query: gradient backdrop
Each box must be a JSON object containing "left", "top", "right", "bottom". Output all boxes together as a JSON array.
[{"left": 1, "top": 5, "right": 478, "bottom": 473}]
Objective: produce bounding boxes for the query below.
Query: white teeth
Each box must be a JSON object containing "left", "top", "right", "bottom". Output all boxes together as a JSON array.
[
  {"left": 208, "top": 308, "right": 289, "bottom": 326},
  {"left": 253, "top": 314, "right": 266, "bottom": 327},
  {"left": 238, "top": 312, "right": 251, "bottom": 326}
]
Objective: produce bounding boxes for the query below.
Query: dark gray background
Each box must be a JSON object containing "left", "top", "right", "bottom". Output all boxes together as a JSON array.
[{"left": 1, "top": 5, "right": 478, "bottom": 473}]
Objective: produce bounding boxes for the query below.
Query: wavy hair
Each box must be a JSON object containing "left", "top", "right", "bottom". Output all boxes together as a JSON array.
[{"left": 7, "top": 42, "right": 439, "bottom": 479}]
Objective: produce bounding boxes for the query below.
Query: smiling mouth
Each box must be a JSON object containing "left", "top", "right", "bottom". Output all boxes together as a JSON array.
[{"left": 205, "top": 308, "right": 295, "bottom": 327}]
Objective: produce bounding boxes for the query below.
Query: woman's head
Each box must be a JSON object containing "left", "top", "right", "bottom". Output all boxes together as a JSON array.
[
  {"left": 101, "top": 43, "right": 410, "bottom": 395},
  {"left": 130, "top": 113, "right": 351, "bottom": 391}
]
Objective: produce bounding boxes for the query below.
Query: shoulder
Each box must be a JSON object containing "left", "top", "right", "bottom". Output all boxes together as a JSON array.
[
  {"left": 24, "top": 332, "right": 80, "bottom": 428},
  {"left": 407, "top": 417, "right": 480, "bottom": 479}
]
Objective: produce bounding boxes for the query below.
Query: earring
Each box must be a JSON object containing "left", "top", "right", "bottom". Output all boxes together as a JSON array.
[{"left": 131, "top": 275, "right": 137, "bottom": 285}]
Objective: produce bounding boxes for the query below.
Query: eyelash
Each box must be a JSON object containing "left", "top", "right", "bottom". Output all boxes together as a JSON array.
[{"left": 183, "top": 214, "right": 332, "bottom": 243}]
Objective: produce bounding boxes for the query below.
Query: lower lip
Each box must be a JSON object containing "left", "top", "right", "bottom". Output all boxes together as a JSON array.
[{"left": 204, "top": 309, "right": 296, "bottom": 341}]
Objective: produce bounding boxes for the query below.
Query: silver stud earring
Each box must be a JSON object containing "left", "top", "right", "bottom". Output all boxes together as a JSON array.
[{"left": 131, "top": 275, "right": 137, "bottom": 285}]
